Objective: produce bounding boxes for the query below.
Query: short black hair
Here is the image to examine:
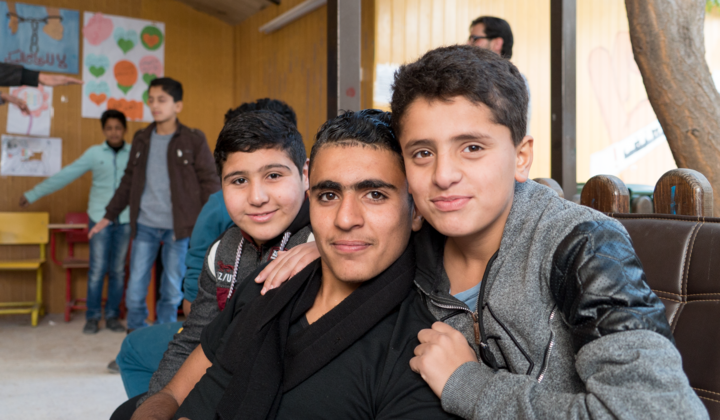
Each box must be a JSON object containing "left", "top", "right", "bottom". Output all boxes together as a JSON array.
[
  {"left": 391, "top": 45, "right": 527, "bottom": 146},
  {"left": 470, "top": 16, "right": 514, "bottom": 59},
  {"left": 149, "top": 77, "right": 183, "bottom": 102},
  {"left": 309, "top": 109, "right": 403, "bottom": 174},
  {"left": 101, "top": 109, "right": 127, "bottom": 129},
  {"left": 214, "top": 110, "right": 306, "bottom": 177},
  {"left": 225, "top": 98, "right": 297, "bottom": 127}
]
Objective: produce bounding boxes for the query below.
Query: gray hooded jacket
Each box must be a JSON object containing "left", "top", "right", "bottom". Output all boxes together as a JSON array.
[{"left": 413, "top": 180, "right": 707, "bottom": 419}]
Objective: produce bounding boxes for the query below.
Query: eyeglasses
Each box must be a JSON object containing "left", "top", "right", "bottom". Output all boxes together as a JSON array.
[{"left": 468, "top": 34, "right": 491, "bottom": 43}]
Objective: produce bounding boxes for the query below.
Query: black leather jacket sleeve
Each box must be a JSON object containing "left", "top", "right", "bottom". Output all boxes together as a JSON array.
[{"left": 549, "top": 220, "right": 674, "bottom": 353}]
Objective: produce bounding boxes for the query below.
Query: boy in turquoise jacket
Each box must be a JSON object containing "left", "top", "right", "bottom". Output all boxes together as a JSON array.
[{"left": 20, "top": 110, "right": 131, "bottom": 334}]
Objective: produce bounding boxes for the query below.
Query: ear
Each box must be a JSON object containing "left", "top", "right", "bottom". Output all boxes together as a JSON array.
[
  {"left": 491, "top": 37, "right": 504, "bottom": 56},
  {"left": 301, "top": 158, "right": 309, "bottom": 191},
  {"left": 410, "top": 198, "right": 424, "bottom": 232},
  {"left": 514, "top": 135, "right": 534, "bottom": 183},
  {"left": 175, "top": 100, "right": 184, "bottom": 114}
]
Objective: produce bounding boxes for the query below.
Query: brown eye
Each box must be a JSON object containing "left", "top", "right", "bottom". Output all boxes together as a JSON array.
[{"left": 319, "top": 192, "right": 337, "bottom": 202}]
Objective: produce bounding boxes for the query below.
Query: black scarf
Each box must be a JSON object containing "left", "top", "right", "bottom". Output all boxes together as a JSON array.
[{"left": 214, "top": 243, "right": 417, "bottom": 420}]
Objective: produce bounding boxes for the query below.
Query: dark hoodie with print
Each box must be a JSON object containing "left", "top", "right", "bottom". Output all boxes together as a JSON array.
[{"left": 140, "top": 199, "right": 312, "bottom": 405}]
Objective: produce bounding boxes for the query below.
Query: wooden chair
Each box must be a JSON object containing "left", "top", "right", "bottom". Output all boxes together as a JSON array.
[
  {"left": 0, "top": 212, "right": 49, "bottom": 326},
  {"left": 49, "top": 212, "right": 90, "bottom": 322},
  {"left": 533, "top": 178, "right": 564, "bottom": 198}
]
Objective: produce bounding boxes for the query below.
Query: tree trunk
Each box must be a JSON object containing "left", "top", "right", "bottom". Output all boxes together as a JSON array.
[{"left": 626, "top": 0, "right": 720, "bottom": 215}]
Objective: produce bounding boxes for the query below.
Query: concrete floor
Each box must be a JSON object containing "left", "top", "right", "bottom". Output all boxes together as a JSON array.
[{"left": 0, "top": 313, "right": 128, "bottom": 419}]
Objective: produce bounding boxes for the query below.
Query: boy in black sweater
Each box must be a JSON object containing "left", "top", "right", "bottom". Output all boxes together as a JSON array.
[{"left": 132, "top": 110, "right": 456, "bottom": 420}]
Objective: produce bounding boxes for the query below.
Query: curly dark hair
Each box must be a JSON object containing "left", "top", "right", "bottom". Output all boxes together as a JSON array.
[
  {"left": 214, "top": 110, "right": 306, "bottom": 177},
  {"left": 391, "top": 45, "right": 527, "bottom": 146},
  {"left": 309, "top": 109, "right": 402, "bottom": 174}
]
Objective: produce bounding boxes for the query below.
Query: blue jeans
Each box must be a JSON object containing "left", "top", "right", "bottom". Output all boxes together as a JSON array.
[
  {"left": 116, "top": 321, "right": 183, "bottom": 398},
  {"left": 86, "top": 220, "right": 131, "bottom": 320},
  {"left": 126, "top": 223, "right": 189, "bottom": 330}
]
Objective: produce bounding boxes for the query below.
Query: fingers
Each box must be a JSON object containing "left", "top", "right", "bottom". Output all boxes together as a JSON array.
[
  {"left": 64, "top": 76, "right": 83, "bottom": 85},
  {"left": 262, "top": 249, "right": 312, "bottom": 294},
  {"left": 409, "top": 355, "right": 421, "bottom": 373},
  {"left": 255, "top": 250, "right": 288, "bottom": 283}
]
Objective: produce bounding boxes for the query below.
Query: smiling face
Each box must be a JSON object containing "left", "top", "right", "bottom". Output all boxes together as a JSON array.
[
  {"left": 309, "top": 144, "right": 417, "bottom": 283},
  {"left": 221, "top": 148, "right": 308, "bottom": 244},
  {"left": 147, "top": 86, "right": 182, "bottom": 124},
  {"left": 399, "top": 95, "right": 533, "bottom": 245},
  {"left": 102, "top": 117, "right": 126, "bottom": 147}
]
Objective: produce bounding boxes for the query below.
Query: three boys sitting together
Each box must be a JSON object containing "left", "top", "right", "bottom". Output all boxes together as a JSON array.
[{"left": 118, "top": 45, "right": 708, "bottom": 420}]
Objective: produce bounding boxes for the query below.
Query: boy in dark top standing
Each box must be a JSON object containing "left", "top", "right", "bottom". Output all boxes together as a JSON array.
[
  {"left": 131, "top": 110, "right": 455, "bottom": 420},
  {"left": 90, "top": 77, "right": 220, "bottom": 331}
]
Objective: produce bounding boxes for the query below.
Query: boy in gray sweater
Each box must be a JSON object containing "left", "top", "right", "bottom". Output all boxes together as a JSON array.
[
  {"left": 393, "top": 45, "right": 707, "bottom": 419},
  {"left": 258, "top": 45, "right": 708, "bottom": 419}
]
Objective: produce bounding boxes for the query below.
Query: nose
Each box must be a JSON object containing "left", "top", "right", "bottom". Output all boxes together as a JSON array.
[
  {"left": 248, "top": 181, "right": 269, "bottom": 207},
  {"left": 432, "top": 153, "right": 462, "bottom": 190},
  {"left": 334, "top": 195, "right": 364, "bottom": 231}
]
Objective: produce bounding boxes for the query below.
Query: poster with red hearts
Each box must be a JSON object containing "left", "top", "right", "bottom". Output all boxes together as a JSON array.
[{"left": 81, "top": 12, "right": 164, "bottom": 122}]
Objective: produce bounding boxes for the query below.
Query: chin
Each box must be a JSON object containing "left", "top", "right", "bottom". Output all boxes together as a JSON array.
[
  {"left": 425, "top": 213, "right": 471, "bottom": 235},
  {"left": 327, "top": 262, "right": 379, "bottom": 283}
]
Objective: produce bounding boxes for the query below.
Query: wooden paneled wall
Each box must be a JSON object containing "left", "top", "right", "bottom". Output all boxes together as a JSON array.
[
  {"left": 0, "top": 0, "right": 235, "bottom": 314},
  {"left": 1, "top": 0, "right": 375, "bottom": 315},
  {"left": 233, "top": 0, "right": 375, "bottom": 152}
]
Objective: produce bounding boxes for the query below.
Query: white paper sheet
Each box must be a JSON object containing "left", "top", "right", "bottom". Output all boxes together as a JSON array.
[
  {"left": 6, "top": 85, "right": 53, "bottom": 137},
  {"left": 1, "top": 135, "right": 62, "bottom": 177},
  {"left": 81, "top": 12, "right": 165, "bottom": 122}
]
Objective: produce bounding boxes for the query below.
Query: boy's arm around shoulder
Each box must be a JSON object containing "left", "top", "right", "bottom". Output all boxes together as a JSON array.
[
  {"left": 105, "top": 133, "right": 141, "bottom": 220},
  {"left": 189, "top": 129, "right": 220, "bottom": 205},
  {"left": 142, "top": 243, "right": 222, "bottom": 404},
  {"left": 132, "top": 345, "right": 212, "bottom": 420},
  {"left": 440, "top": 219, "right": 708, "bottom": 420}
]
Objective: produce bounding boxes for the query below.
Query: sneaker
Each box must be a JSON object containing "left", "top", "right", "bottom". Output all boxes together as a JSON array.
[
  {"left": 107, "top": 360, "right": 120, "bottom": 374},
  {"left": 83, "top": 319, "right": 99, "bottom": 334},
  {"left": 106, "top": 318, "right": 126, "bottom": 333}
]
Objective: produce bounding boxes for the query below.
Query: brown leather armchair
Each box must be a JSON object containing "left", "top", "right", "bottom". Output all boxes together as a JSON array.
[
  {"left": 613, "top": 213, "right": 720, "bottom": 418},
  {"left": 573, "top": 169, "right": 718, "bottom": 417}
]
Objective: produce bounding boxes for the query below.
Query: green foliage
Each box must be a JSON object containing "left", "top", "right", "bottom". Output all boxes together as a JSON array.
[{"left": 708, "top": 0, "right": 720, "bottom": 12}]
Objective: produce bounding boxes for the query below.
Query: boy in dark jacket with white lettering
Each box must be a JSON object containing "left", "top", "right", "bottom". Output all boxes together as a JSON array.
[{"left": 90, "top": 77, "right": 220, "bottom": 331}]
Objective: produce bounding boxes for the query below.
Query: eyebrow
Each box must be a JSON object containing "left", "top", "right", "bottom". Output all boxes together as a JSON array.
[
  {"left": 310, "top": 179, "right": 397, "bottom": 192},
  {"left": 222, "top": 164, "right": 292, "bottom": 181},
  {"left": 404, "top": 132, "right": 493, "bottom": 150}
]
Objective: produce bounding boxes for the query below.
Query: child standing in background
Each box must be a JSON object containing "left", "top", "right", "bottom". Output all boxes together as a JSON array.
[
  {"left": 89, "top": 77, "right": 220, "bottom": 332},
  {"left": 20, "top": 110, "right": 131, "bottom": 334}
]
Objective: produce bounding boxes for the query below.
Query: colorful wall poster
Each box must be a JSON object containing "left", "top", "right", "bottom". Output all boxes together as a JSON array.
[
  {"left": 0, "top": 2, "right": 80, "bottom": 73},
  {"left": 1, "top": 135, "right": 61, "bottom": 177},
  {"left": 6, "top": 85, "right": 53, "bottom": 136},
  {"left": 81, "top": 12, "right": 165, "bottom": 122}
]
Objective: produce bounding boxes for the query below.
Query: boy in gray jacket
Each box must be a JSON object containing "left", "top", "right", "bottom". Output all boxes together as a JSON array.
[{"left": 393, "top": 45, "right": 707, "bottom": 419}]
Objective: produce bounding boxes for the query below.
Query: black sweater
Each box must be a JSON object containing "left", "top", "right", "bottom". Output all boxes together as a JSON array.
[{"left": 177, "top": 251, "right": 458, "bottom": 420}]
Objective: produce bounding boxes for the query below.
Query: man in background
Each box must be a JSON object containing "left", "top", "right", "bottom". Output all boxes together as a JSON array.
[{"left": 467, "top": 16, "right": 531, "bottom": 133}]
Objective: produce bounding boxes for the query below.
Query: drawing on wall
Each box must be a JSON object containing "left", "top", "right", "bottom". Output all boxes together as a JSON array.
[
  {"left": 6, "top": 85, "right": 53, "bottom": 136},
  {"left": 588, "top": 32, "right": 664, "bottom": 176},
  {"left": 1, "top": 135, "right": 61, "bottom": 177},
  {"left": 0, "top": 1, "right": 80, "bottom": 73},
  {"left": 81, "top": 12, "right": 165, "bottom": 122}
]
